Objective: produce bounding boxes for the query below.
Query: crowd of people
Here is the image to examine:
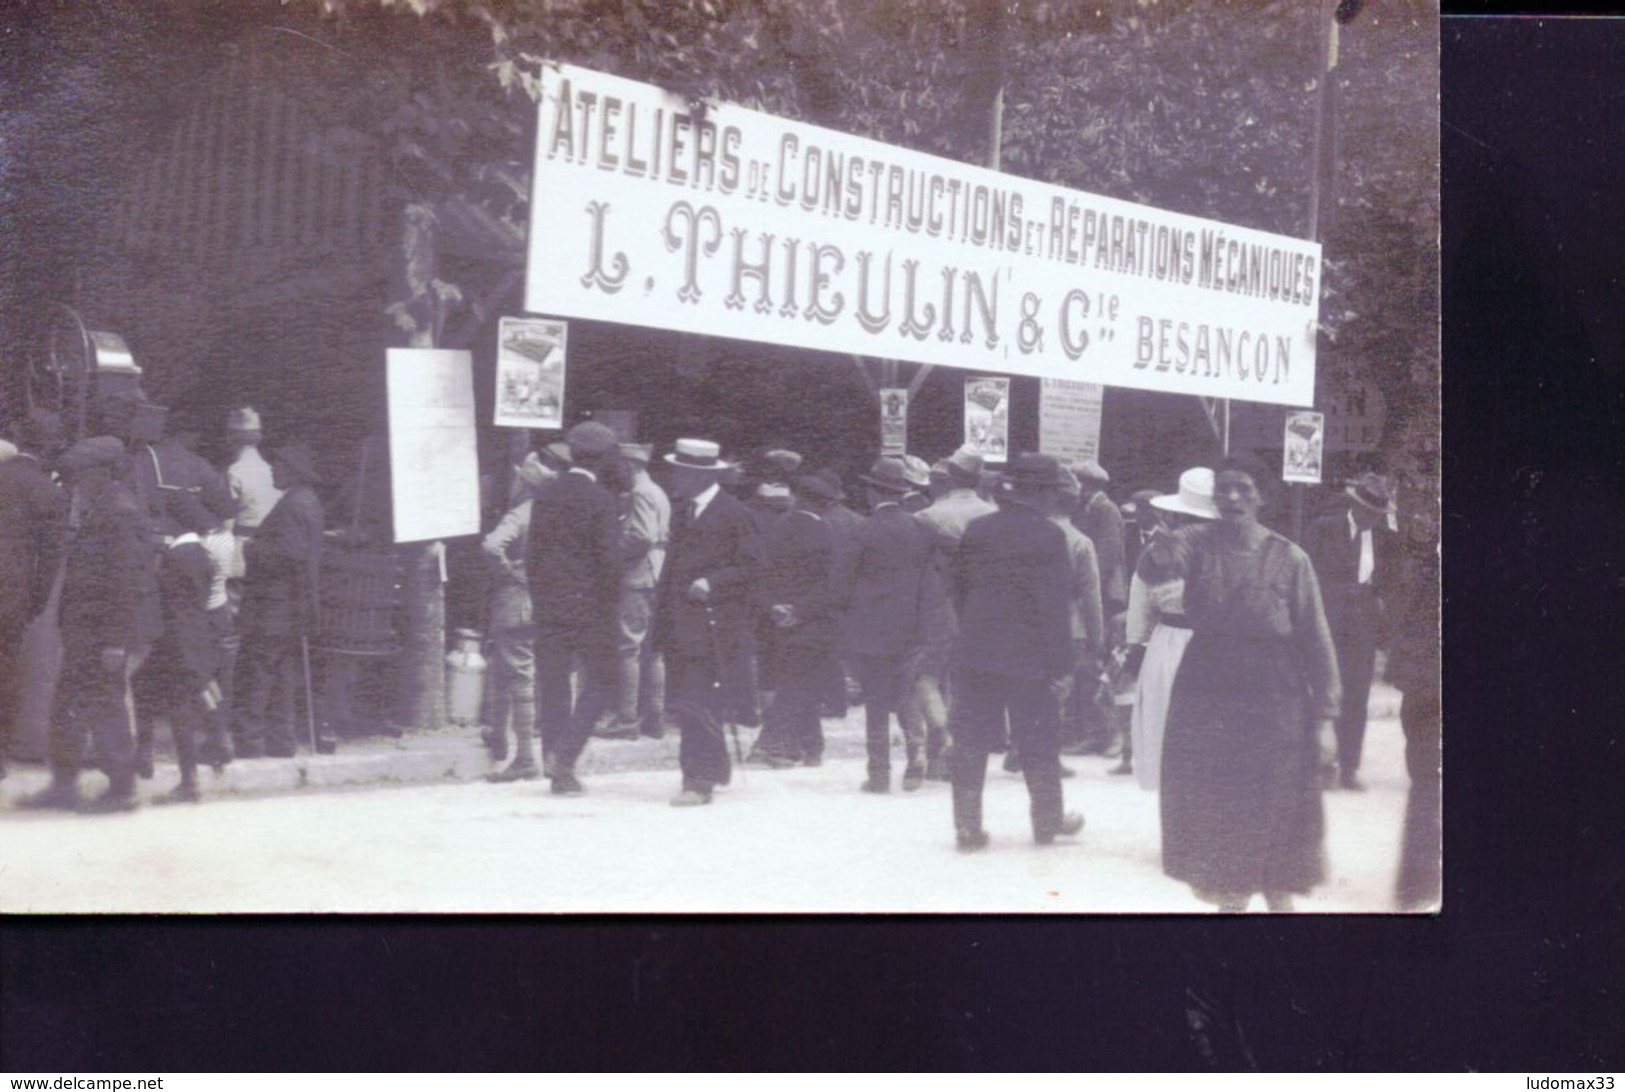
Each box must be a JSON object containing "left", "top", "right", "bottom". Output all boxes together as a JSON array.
[
  {"left": 0, "top": 402, "right": 1440, "bottom": 911},
  {"left": 0, "top": 404, "right": 327, "bottom": 810}
]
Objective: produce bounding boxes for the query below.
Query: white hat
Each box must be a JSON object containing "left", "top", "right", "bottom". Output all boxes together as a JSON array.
[
  {"left": 228, "top": 407, "right": 262, "bottom": 432},
  {"left": 664, "top": 438, "right": 734, "bottom": 470},
  {"left": 1150, "top": 467, "right": 1219, "bottom": 520}
]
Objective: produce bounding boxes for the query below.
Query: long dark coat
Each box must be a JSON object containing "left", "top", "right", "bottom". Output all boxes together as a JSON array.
[
  {"left": 758, "top": 509, "right": 841, "bottom": 652},
  {"left": 0, "top": 455, "right": 67, "bottom": 640},
  {"left": 526, "top": 469, "right": 621, "bottom": 646},
  {"left": 241, "top": 484, "right": 324, "bottom": 639},
  {"left": 1159, "top": 523, "right": 1341, "bottom": 898},
  {"left": 654, "top": 488, "right": 762, "bottom": 705},
  {"left": 59, "top": 483, "right": 161, "bottom": 653},
  {"left": 1302, "top": 508, "right": 1399, "bottom": 637}
]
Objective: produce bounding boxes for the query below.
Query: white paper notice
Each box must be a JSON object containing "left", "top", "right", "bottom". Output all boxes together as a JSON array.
[
  {"left": 386, "top": 348, "right": 482, "bottom": 544},
  {"left": 1038, "top": 378, "right": 1104, "bottom": 467}
]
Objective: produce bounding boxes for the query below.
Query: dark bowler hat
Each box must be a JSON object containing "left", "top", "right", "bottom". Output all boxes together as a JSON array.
[
  {"left": 999, "top": 452, "right": 1068, "bottom": 492},
  {"left": 859, "top": 456, "right": 913, "bottom": 494},
  {"left": 813, "top": 466, "right": 847, "bottom": 500},
  {"left": 665, "top": 438, "right": 734, "bottom": 471},
  {"left": 270, "top": 441, "right": 322, "bottom": 484},
  {"left": 1344, "top": 471, "right": 1393, "bottom": 514}
]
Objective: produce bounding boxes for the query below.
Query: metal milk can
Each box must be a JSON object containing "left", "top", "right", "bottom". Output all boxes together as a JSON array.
[{"left": 445, "top": 628, "right": 488, "bottom": 727}]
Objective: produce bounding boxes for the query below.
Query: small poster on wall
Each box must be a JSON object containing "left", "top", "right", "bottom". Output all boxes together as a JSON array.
[
  {"left": 1283, "top": 410, "right": 1326, "bottom": 484},
  {"left": 879, "top": 388, "right": 908, "bottom": 455},
  {"left": 494, "top": 316, "right": 568, "bottom": 429},
  {"left": 963, "top": 376, "right": 1009, "bottom": 463}
]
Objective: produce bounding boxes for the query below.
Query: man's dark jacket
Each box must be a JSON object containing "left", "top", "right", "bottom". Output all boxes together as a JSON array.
[
  {"left": 526, "top": 468, "right": 621, "bottom": 643},
  {"left": 952, "top": 501, "right": 1074, "bottom": 681},
  {"left": 654, "top": 488, "right": 763, "bottom": 662},
  {"left": 838, "top": 504, "right": 942, "bottom": 657}
]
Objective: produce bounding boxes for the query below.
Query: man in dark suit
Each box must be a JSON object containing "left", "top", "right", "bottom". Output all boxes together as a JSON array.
[
  {"left": 17, "top": 437, "right": 161, "bottom": 814},
  {"left": 0, "top": 411, "right": 68, "bottom": 779},
  {"left": 1303, "top": 472, "right": 1398, "bottom": 791},
  {"left": 653, "top": 438, "right": 764, "bottom": 806},
  {"left": 752, "top": 474, "right": 842, "bottom": 768},
  {"left": 526, "top": 421, "right": 624, "bottom": 796},
  {"left": 235, "top": 441, "right": 325, "bottom": 759},
  {"left": 838, "top": 456, "right": 944, "bottom": 793},
  {"left": 948, "top": 453, "right": 1084, "bottom": 851}
]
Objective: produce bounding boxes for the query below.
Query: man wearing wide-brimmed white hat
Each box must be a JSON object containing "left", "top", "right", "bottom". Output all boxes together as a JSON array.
[
  {"left": 652, "top": 438, "right": 764, "bottom": 806},
  {"left": 1303, "top": 470, "right": 1398, "bottom": 791}
]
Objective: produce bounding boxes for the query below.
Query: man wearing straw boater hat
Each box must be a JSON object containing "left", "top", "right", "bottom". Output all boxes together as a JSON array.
[
  {"left": 947, "top": 452, "right": 1083, "bottom": 851},
  {"left": 653, "top": 438, "right": 763, "bottom": 806},
  {"left": 1303, "top": 470, "right": 1398, "bottom": 791}
]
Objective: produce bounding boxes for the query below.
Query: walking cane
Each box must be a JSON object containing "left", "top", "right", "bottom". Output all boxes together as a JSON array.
[
  {"left": 702, "top": 604, "right": 745, "bottom": 765},
  {"left": 300, "top": 635, "right": 321, "bottom": 755}
]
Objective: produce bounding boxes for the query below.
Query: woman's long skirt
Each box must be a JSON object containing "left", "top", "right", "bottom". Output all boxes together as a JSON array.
[{"left": 1160, "top": 632, "right": 1325, "bottom": 897}]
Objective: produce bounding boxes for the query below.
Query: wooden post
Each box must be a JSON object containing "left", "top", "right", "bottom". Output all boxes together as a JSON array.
[
  {"left": 392, "top": 202, "right": 448, "bottom": 733},
  {"left": 1295, "top": 0, "right": 1340, "bottom": 548}
]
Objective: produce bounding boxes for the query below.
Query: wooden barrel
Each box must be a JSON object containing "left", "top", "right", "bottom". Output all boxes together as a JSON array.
[{"left": 315, "top": 540, "right": 402, "bottom": 656}]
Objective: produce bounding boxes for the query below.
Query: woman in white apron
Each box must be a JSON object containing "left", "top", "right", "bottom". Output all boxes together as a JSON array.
[{"left": 1126, "top": 467, "right": 1218, "bottom": 791}]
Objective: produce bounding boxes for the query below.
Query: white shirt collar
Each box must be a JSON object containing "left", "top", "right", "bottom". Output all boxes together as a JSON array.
[
  {"left": 690, "top": 482, "right": 720, "bottom": 520},
  {"left": 568, "top": 466, "right": 598, "bottom": 483}
]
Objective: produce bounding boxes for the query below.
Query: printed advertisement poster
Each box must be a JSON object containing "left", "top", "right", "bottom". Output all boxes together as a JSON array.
[
  {"left": 1038, "top": 378, "right": 1104, "bottom": 467},
  {"left": 963, "top": 376, "right": 1010, "bottom": 463},
  {"left": 386, "top": 348, "right": 482, "bottom": 544},
  {"left": 1282, "top": 410, "right": 1325, "bottom": 483},
  {"left": 879, "top": 388, "right": 908, "bottom": 455},
  {"left": 494, "top": 316, "right": 568, "bottom": 429}
]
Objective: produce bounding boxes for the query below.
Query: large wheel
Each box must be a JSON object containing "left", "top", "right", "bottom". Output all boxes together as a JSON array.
[{"left": 36, "top": 304, "right": 95, "bottom": 442}]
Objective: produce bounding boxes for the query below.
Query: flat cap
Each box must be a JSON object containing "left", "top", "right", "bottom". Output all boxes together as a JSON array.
[{"left": 565, "top": 421, "right": 618, "bottom": 458}]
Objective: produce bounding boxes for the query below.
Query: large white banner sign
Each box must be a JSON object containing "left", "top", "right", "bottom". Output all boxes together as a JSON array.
[{"left": 527, "top": 65, "right": 1320, "bottom": 407}]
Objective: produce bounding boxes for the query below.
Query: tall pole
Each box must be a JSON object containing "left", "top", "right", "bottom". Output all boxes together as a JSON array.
[
  {"left": 1295, "top": 0, "right": 1340, "bottom": 544},
  {"left": 393, "top": 202, "right": 449, "bottom": 732}
]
